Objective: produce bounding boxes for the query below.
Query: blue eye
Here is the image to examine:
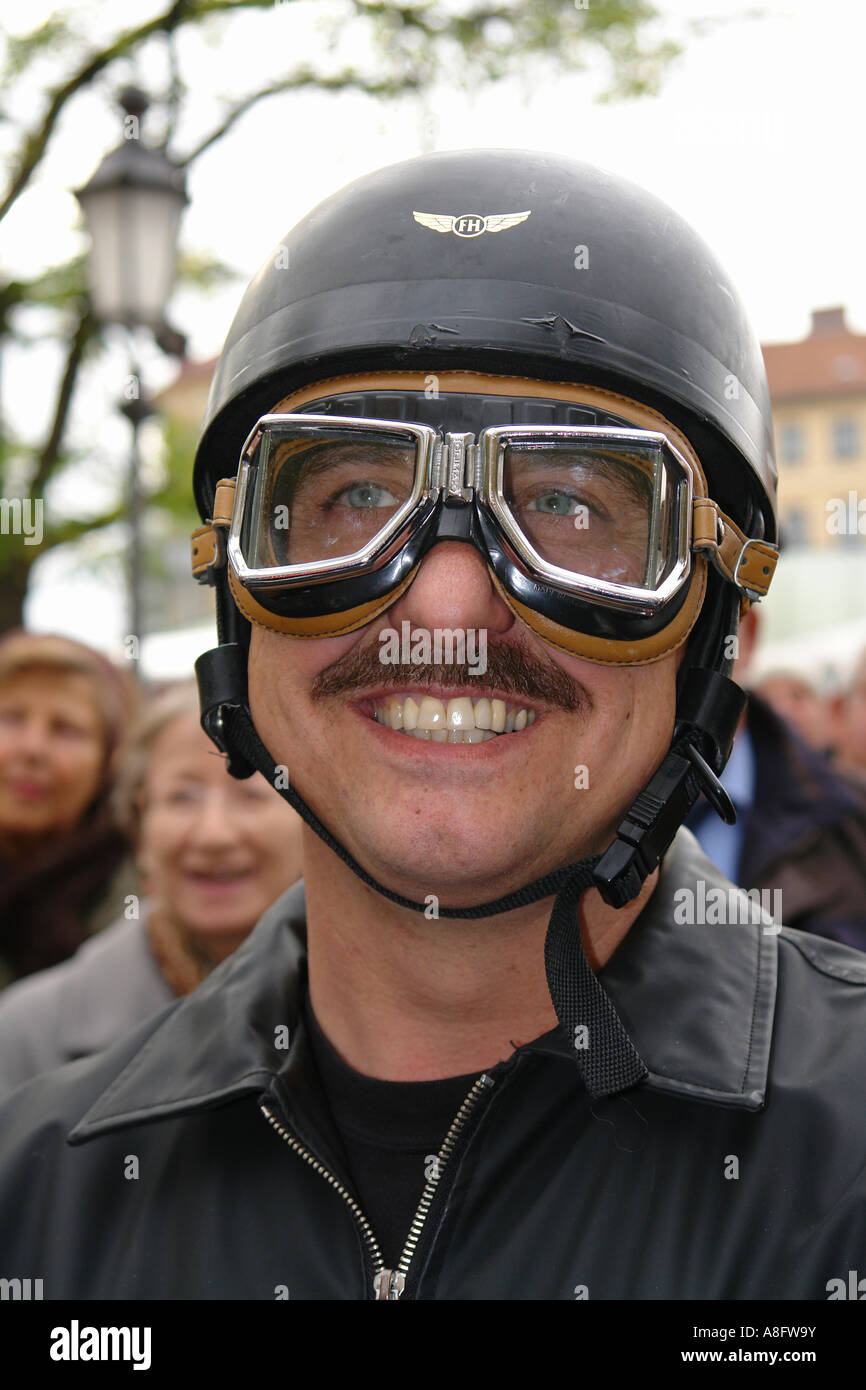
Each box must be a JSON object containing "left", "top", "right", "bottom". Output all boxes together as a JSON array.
[
  {"left": 528, "top": 491, "right": 583, "bottom": 516},
  {"left": 338, "top": 482, "right": 398, "bottom": 509}
]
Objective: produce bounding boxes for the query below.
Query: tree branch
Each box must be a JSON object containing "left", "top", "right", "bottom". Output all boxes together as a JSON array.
[
  {"left": 30, "top": 306, "right": 95, "bottom": 499},
  {"left": 0, "top": 0, "right": 227, "bottom": 223},
  {"left": 41, "top": 505, "right": 128, "bottom": 550},
  {"left": 180, "top": 68, "right": 421, "bottom": 166}
]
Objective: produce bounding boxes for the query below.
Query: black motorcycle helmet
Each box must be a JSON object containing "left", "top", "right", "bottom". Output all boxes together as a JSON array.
[
  {"left": 190, "top": 150, "right": 778, "bottom": 1095},
  {"left": 195, "top": 149, "right": 776, "bottom": 536}
]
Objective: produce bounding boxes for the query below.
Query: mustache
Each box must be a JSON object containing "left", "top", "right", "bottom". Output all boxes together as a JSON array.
[{"left": 310, "top": 636, "right": 589, "bottom": 713}]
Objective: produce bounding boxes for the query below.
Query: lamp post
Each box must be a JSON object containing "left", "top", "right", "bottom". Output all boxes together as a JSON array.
[{"left": 75, "top": 86, "right": 188, "bottom": 660}]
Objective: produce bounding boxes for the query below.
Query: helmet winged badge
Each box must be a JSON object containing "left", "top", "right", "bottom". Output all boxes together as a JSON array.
[{"left": 413, "top": 210, "right": 531, "bottom": 239}]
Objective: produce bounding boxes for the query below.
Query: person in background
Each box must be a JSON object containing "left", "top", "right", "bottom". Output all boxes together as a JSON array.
[
  {"left": 835, "top": 649, "right": 866, "bottom": 778},
  {"left": 0, "top": 682, "right": 305, "bottom": 1099},
  {"left": 688, "top": 609, "right": 866, "bottom": 951},
  {"left": 0, "top": 630, "right": 137, "bottom": 988},
  {"left": 753, "top": 669, "right": 835, "bottom": 754}
]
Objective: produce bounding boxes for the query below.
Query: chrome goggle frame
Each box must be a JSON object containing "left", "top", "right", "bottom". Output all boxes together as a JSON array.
[{"left": 226, "top": 413, "right": 696, "bottom": 618}]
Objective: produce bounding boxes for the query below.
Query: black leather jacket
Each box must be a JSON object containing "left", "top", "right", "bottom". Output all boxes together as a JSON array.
[{"left": 1, "top": 831, "right": 865, "bottom": 1300}]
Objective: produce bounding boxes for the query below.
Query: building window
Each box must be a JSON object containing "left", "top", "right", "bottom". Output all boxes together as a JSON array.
[
  {"left": 832, "top": 418, "right": 860, "bottom": 459},
  {"left": 778, "top": 423, "right": 804, "bottom": 463},
  {"left": 782, "top": 508, "right": 809, "bottom": 547}
]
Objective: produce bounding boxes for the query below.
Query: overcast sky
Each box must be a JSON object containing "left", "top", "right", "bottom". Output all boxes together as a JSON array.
[{"left": 4, "top": 0, "right": 866, "bottom": 667}]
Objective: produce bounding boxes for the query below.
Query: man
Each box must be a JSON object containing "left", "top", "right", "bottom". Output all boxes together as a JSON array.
[{"left": 1, "top": 149, "right": 865, "bottom": 1301}]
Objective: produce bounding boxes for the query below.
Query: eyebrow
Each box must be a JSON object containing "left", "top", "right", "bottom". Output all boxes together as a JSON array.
[
  {"left": 507, "top": 449, "right": 654, "bottom": 507},
  {"left": 275, "top": 439, "right": 413, "bottom": 472}
]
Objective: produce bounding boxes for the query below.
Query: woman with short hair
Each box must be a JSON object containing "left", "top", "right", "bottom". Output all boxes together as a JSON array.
[
  {"left": 0, "top": 681, "right": 304, "bottom": 1098},
  {"left": 0, "top": 630, "right": 137, "bottom": 986}
]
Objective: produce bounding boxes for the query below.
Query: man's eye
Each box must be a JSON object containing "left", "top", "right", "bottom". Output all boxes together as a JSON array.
[
  {"left": 527, "top": 491, "right": 586, "bottom": 516},
  {"left": 336, "top": 482, "right": 398, "bottom": 509}
]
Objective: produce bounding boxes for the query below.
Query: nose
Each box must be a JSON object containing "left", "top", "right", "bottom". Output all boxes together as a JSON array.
[
  {"left": 189, "top": 787, "right": 244, "bottom": 850},
  {"left": 16, "top": 713, "right": 49, "bottom": 761},
  {"left": 387, "top": 536, "right": 515, "bottom": 639}
]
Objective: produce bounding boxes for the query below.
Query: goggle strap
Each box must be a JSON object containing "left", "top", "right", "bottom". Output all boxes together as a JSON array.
[
  {"left": 545, "top": 871, "right": 649, "bottom": 1097},
  {"left": 693, "top": 500, "right": 778, "bottom": 599},
  {"left": 218, "top": 698, "right": 647, "bottom": 1100},
  {"left": 191, "top": 478, "right": 236, "bottom": 586}
]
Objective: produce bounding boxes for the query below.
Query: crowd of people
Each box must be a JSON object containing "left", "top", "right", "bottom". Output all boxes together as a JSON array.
[{"left": 0, "top": 629, "right": 304, "bottom": 1097}]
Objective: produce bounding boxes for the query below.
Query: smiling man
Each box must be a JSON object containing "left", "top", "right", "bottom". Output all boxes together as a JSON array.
[{"left": 1, "top": 150, "right": 866, "bottom": 1303}]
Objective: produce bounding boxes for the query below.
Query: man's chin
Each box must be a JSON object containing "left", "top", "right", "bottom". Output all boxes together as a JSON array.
[{"left": 327, "top": 823, "right": 602, "bottom": 912}]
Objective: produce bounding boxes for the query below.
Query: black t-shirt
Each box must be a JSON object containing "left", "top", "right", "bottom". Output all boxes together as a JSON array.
[{"left": 303, "top": 992, "right": 481, "bottom": 1268}]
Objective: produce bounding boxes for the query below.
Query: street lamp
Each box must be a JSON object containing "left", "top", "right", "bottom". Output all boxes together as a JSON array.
[
  {"left": 75, "top": 86, "right": 188, "bottom": 330},
  {"left": 75, "top": 86, "right": 188, "bottom": 660}
]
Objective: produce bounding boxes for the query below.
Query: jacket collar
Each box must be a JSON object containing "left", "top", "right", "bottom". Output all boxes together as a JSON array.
[
  {"left": 69, "top": 829, "right": 776, "bottom": 1142},
  {"left": 527, "top": 830, "right": 777, "bottom": 1109}
]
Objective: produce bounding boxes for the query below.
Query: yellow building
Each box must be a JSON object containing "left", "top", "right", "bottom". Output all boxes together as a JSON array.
[{"left": 763, "top": 307, "right": 866, "bottom": 548}]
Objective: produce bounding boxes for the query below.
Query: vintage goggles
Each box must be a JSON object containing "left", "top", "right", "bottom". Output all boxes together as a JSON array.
[{"left": 192, "top": 408, "right": 777, "bottom": 664}]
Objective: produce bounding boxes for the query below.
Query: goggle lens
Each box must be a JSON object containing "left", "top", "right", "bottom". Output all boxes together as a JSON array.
[
  {"left": 230, "top": 416, "right": 692, "bottom": 611},
  {"left": 240, "top": 428, "right": 421, "bottom": 570},
  {"left": 496, "top": 437, "right": 684, "bottom": 592}
]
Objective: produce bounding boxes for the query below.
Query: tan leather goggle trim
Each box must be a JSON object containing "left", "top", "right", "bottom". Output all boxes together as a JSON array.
[
  {"left": 489, "top": 557, "right": 708, "bottom": 666},
  {"left": 692, "top": 499, "right": 777, "bottom": 598},
  {"left": 190, "top": 372, "right": 776, "bottom": 643},
  {"left": 227, "top": 562, "right": 420, "bottom": 638}
]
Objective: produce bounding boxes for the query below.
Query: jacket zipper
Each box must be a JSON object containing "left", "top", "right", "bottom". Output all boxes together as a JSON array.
[{"left": 260, "top": 1070, "right": 495, "bottom": 1300}]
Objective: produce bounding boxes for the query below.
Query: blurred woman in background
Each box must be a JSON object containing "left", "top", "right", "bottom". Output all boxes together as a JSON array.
[
  {"left": 0, "top": 630, "right": 137, "bottom": 987},
  {"left": 0, "top": 682, "right": 305, "bottom": 1096}
]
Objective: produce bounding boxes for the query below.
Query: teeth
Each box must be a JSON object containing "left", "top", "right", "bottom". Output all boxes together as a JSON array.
[
  {"left": 473, "top": 697, "right": 492, "bottom": 730},
  {"left": 446, "top": 697, "right": 475, "bottom": 731},
  {"left": 417, "top": 696, "right": 447, "bottom": 731},
  {"left": 403, "top": 696, "right": 419, "bottom": 731},
  {"left": 371, "top": 692, "right": 538, "bottom": 740}
]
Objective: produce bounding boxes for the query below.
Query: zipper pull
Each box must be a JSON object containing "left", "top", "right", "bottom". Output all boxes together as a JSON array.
[{"left": 374, "top": 1269, "right": 406, "bottom": 1301}]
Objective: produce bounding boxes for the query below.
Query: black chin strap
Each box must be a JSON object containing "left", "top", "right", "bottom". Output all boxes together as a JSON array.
[{"left": 221, "top": 701, "right": 648, "bottom": 1099}]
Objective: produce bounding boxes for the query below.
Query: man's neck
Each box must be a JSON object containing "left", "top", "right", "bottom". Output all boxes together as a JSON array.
[{"left": 302, "top": 829, "right": 658, "bottom": 1081}]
